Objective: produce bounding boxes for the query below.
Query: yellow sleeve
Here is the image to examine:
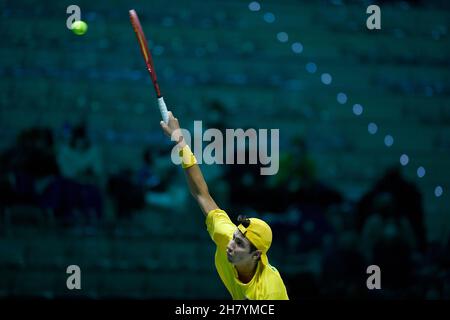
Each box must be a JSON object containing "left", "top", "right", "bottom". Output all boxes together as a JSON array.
[{"left": 205, "top": 208, "right": 236, "bottom": 249}]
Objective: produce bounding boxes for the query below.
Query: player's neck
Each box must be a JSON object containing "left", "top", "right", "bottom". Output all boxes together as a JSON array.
[{"left": 235, "top": 261, "right": 258, "bottom": 284}]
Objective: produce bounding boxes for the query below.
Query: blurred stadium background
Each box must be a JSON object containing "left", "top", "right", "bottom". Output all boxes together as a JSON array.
[{"left": 0, "top": 0, "right": 449, "bottom": 299}]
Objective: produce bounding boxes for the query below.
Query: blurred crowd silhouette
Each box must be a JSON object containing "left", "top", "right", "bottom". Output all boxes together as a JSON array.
[
  {"left": 1, "top": 0, "right": 449, "bottom": 300},
  {"left": 1, "top": 103, "right": 449, "bottom": 299}
]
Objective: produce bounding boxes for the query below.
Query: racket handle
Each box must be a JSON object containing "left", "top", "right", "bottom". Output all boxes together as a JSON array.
[{"left": 158, "top": 97, "right": 169, "bottom": 123}]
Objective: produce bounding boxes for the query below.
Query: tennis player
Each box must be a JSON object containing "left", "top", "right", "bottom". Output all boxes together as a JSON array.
[{"left": 160, "top": 111, "right": 289, "bottom": 300}]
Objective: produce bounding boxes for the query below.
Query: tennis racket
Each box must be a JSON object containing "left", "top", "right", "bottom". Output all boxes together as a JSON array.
[{"left": 129, "top": 9, "right": 169, "bottom": 123}]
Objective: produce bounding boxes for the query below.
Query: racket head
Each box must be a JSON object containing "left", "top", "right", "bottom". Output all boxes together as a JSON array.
[{"left": 129, "top": 9, "right": 162, "bottom": 97}]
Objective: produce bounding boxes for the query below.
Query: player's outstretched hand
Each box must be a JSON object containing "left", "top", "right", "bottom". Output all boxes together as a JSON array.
[{"left": 160, "top": 111, "right": 185, "bottom": 145}]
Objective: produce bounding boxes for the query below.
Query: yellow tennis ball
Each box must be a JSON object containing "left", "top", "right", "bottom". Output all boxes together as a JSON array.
[{"left": 71, "top": 20, "right": 88, "bottom": 35}]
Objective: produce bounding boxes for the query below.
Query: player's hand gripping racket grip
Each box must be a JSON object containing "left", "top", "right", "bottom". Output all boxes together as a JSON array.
[{"left": 158, "top": 97, "right": 169, "bottom": 123}]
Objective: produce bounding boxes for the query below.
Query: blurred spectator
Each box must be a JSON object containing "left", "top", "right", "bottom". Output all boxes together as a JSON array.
[
  {"left": 321, "top": 229, "right": 367, "bottom": 298},
  {"left": 141, "top": 145, "right": 189, "bottom": 212},
  {"left": 56, "top": 123, "right": 104, "bottom": 224},
  {"left": 266, "top": 136, "right": 342, "bottom": 212},
  {"left": 356, "top": 166, "right": 427, "bottom": 252},
  {"left": 107, "top": 168, "right": 145, "bottom": 220},
  {"left": 204, "top": 99, "right": 228, "bottom": 133},
  {"left": 57, "top": 123, "right": 103, "bottom": 183},
  {"left": 355, "top": 167, "right": 430, "bottom": 297},
  {"left": 222, "top": 130, "right": 268, "bottom": 213},
  {"left": 107, "top": 146, "right": 163, "bottom": 219},
  {"left": 136, "top": 146, "right": 163, "bottom": 192},
  {"left": 369, "top": 218, "right": 415, "bottom": 298},
  {"left": 0, "top": 127, "right": 61, "bottom": 219}
]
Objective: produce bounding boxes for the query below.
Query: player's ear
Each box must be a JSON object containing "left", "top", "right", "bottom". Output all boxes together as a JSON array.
[{"left": 253, "top": 250, "right": 262, "bottom": 261}]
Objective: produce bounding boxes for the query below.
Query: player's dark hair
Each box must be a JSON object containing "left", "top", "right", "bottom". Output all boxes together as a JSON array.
[
  {"left": 237, "top": 215, "right": 250, "bottom": 228},
  {"left": 237, "top": 215, "right": 258, "bottom": 253}
]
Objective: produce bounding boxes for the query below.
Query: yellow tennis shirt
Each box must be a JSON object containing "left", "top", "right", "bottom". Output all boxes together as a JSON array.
[{"left": 206, "top": 208, "right": 289, "bottom": 300}]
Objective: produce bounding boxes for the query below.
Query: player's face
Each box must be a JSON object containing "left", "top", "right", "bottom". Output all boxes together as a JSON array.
[{"left": 226, "top": 230, "right": 255, "bottom": 265}]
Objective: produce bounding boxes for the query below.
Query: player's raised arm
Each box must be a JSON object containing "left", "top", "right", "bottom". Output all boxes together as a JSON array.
[{"left": 160, "top": 111, "right": 219, "bottom": 217}]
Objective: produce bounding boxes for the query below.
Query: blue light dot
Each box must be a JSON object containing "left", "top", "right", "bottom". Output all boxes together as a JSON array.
[
  {"left": 321, "top": 73, "right": 332, "bottom": 85},
  {"left": 277, "top": 32, "right": 288, "bottom": 43},
  {"left": 337, "top": 92, "right": 347, "bottom": 104},
  {"left": 368, "top": 122, "right": 378, "bottom": 135},
  {"left": 400, "top": 154, "right": 409, "bottom": 166},
  {"left": 249, "top": 2, "right": 261, "bottom": 11},
  {"left": 291, "top": 42, "right": 303, "bottom": 54},
  {"left": 384, "top": 135, "right": 394, "bottom": 147},
  {"left": 353, "top": 104, "right": 363, "bottom": 116},
  {"left": 417, "top": 166, "right": 426, "bottom": 178},
  {"left": 306, "top": 62, "right": 317, "bottom": 74},
  {"left": 434, "top": 186, "right": 443, "bottom": 197},
  {"left": 263, "top": 12, "right": 275, "bottom": 23}
]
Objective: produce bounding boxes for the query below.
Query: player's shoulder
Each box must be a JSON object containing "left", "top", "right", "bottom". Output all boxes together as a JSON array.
[
  {"left": 265, "top": 263, "right": 280, "bottom": 274},
  {"left": 205, "top": 208, "right": 236, "bottom": 233},
  {"left": 255, "top": 266, "right": 288, "bottom": 300},
  {"left": 206, "top": 208, "right": 231, "bottom": 222},
  {"left": 261, "top": 263, "right": 284, "bottom": 282},
  {"left": 207, "top": 208, "right": 228, "bottom": 216}
]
